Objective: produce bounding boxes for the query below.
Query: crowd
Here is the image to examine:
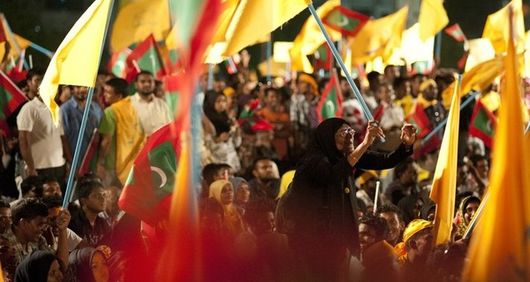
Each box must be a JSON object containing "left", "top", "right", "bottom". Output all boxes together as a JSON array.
[{"left": 0, "top": 53, "right": 527, "bottom": 281}]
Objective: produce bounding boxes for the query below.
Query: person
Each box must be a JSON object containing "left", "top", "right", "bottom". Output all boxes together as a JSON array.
[
  {"left": 42, "top": 197, "right": 85, "bottom": 252},
  {"left": 416, "top": 79, "right": 446, "bottom": 133},
  {"left": 0, "top": 200, "right": 12, "bottom": 234},
  {"left": 395, "top": 219, "right": 434, "bottom": 281},
  {"left": 24, "top": 68, "right": 44, "bottom": 100},
  {"left": 41, "top": 176, "right": 62, "bottom": 200},
  {"left": 248, "top": 158, "right": 280, "bottom": 203},
  {"left": 230, "top": 177, "right": 250, "bottom": 213},
  {"left": 202, "top": 90, "right": 242, "bottom": 172},
  {"left": 383, "top": 158, "right": 419, "bottom": 205},
  {"left": 372, "top": 82, "right": 404, "bottom": 151},
  {"left": 68, "top": 178, "right": 111, "bottom": 247},
  {"left": 284, "top": 118, "right": 416, "bottom": 281},
  {"left": 14, "top": 250, "right": 64, "bottom": 282},
  {"left": 131, "top": 71, "right": 171, "bottom": 136},
  {"left": 455, "top": 195, "right": 481, "bottom": 240},
  {"left": 97, "top": 78, "right": 145, "bottom": 185},
  {"left": 60, "top": 85, "right": 103, "bottom": 161},
  {"left": 0, "top": 198, "right": 70, "bottom": 280},
  {"left": 377, "top": 204, "right": 405, "bottom": 247},
  {"left": 67, "top": 247, "right": 110, "bottom": 282},
  {"left": 209, "top": 180, "right": 246, "bottom": 242},
  {"left": 17, "top": 89, "right": 71, "bottom": 185},
  {"left": 393, "top": 77, "right": 414, "bottom": 116},
  {"left": 290, "top": 73, "right": 319, "bottom": 155}
]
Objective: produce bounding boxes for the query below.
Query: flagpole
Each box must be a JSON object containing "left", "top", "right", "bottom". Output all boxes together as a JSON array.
[
  {"left": 525, "top": 121, "right": 530, "bottom": 134},
  {"left": 420, "top": 90, "right": 478, "bottom": 146},
  {"left": 434, "top": 32, "right": 442, "bottom": 63},
  {"left": 207, "top": 64, "right": 214, "bottom": 90},
  {"left": 62, "top": 0, "right": 116, "bottom": 208},
  {"left": 266, "top": 38, "right": 272, "bottom": 83},
  {"left": 307, "top": 3, "right": 380, "bottom": 134},
  {"left": 29, "top": 42, "right": 54, "bottom": 58}
]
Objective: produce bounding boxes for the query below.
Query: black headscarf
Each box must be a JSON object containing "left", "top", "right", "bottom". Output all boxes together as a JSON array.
[
  {"left": 203, "top": 90, "right": 232, "bottom": 135},
  {"left": 308, "top": 118, "right": 349, "bottom": 164},
  {"left": 15, "top": 251, "right": 58, "bottom": 282},
  {"left": 68, "top": 247, "right": 105, "bottom": 282}
]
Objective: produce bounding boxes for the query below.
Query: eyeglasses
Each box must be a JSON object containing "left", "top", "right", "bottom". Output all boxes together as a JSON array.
[{"left": 337, "top": 127, "right": 356, "bottom": 137}]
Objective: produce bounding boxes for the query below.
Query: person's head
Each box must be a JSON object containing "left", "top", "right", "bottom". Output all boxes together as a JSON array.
[
  {"left": 359, "top": 214, "right": 388, "bottom": 252},
  {"left": 104, "top": 185, "right": 122, "bottom": 216},
  {"left": 470, "top": 154, "right": 489, "bottom": 179},
  {"left": 26, "top": 68, "right": 44, "bottom": 99},
  {"left": 244, "top": 199, "right": 276, "bottom": 235},
  {"left": 252, "top": 158, "right": 278, "bottom": 181},
  {"left": 134, "top": 70, "right": 155, "bottom": 96},
  {"left": 419, "top": 79, "right": 438, "bottom": 101},
  {"left": 393, "top": 77, "right": 411, "bottom": 100},
  {"left": 78, "top": 179, "right": 106, "bottom": 214},
  {"left": 154, "top": 80, "right": 164, "bottom": 98},
  {"left": 209, "top": 180, "right": 234, "bottom": 206},
  {"left": 73, "top": 86, "right": 89, "bottom": 102},
  {"left": 384, "top": 65, "right": 400, "bottom": 83},
  {"left": 230, "top": 177, "right": 250, "bottom": 206},
  {"left": 15, "top": 251, "right": 63, "bottom": 282},
  {"left": 311, "top": 118, "right": 350, "bottom": 163},
  {"left": 207, "top": 90, "right": 228, "bottom": 113},
  {"left": 217, "top": 163, "right": 234, "bottom": 180},
  {"left": 375, "top": 82, "right": 394, "bottom": 104},
  {"left": 21, "top": 176, "right": 43, "bottom": 199},
  {"left": 367, "top": 71, "right": 384, "bottom": 92},
  {"left": 43, "top": 196, "right": 63, "bottom": 236},
  {"left": 202, "top": 164, "right": 221, "bottom": 190},
  {"left": 17, "top": 79, "right": 30, "bottom": 98},
  {"left": 377, "top": 204, "right": 405, "bottom": 246},
  {"left": 334, "top": 122, "right": 355, "bottom": 153},
  {"left": 460, "top": 196, "right": 481, "bottom": 225},
  {"left": 398, "top": 194, "right": 424, "bottom": 225},
  {"left": 297, "top": 73, "right": 318, "bottom": 95},
  {"left": 0, "top": 200, "right": 12, "bottom": 234},
  {"left": 104, "top": 78, "right": 128, "bottom": 105},
  {"left": 403, "top": 219, "right": 434, "bottom": 262},
  {"left": 394, "top": 158, "right": 417, "bottom": 187},
  {"left": 264, "top": 87, "right": 280, "bottom": 108},
  {"left": 11, "top": 198, "right": 49, "bottom": 242},
  {"left": 42, "top": 176, "right": 62, "bottom": 199},
  {"left": 68, "top": 247, "right": 110, "bottom": 282},
  {"left": 411, "top": 74, "right": 427, "bottom": 98}
]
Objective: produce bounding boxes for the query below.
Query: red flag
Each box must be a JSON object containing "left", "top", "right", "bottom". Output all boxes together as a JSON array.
[
  {"left": 314, "top": 43, "right": 333, "bottom": 71},
  {"left": 0, "top": 70, "right": 27, "bottom": 135},
  {"left": 444, "top": 23, "right": 467, "bottom": 42},
  {"left": 469, "top": 99, "right": 497, "bottom": 148},
  {"left": 322, "top": 6, "right": 369, "bottom": 37},
  {"left": 126, "top": 34, "right": 167, "bottom": 80},
  {"left": 316, "top": 70, "right": 343, "bottom": 122}
]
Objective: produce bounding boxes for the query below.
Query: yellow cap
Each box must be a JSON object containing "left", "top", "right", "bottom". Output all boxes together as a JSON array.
[{"left": 419, "top": 79, "right": 436, "bottom": 92}]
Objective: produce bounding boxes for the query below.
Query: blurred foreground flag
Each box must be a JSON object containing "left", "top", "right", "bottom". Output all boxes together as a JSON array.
[
  {"left": 482, "top": 0, "right": 525, "bottom": 54},
  {"left": 418, "top": 0, "right": 448, "bottom": 41}
]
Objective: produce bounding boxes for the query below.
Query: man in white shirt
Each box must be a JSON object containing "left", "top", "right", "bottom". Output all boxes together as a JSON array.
[
  {"left": 17, "top": 95, "right": 71, "bottom": 189},
  {"left": 131, "top": 71, "right": 171, "bottom": 136}
]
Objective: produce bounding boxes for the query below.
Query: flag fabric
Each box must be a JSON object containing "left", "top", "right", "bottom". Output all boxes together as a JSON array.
[
  {"left": 126, "top": 34, "right": 166, "bottom": 80},
  {"left": 316, "top": 70, "right": 343, "bottom": 122},
  {"left": 348, "top": 6, "right": 409, "bottom": 65},
  {"left": 0, "top": 14, "right": 26, "bottom": 58},
  {"left": 223, "top": 0, "right": 308, "bottom": 56},
  {"left": 224, "top": 57, "right": 238, "bottom": 74},
  {"left": 441, "top": 56, "right": 504, "bottom": 108},
  {"left": 444, "top": 23, "right": 467, "bottom": 42},
  {"left": 163, "top": 74, "right": 181, "bottom": 119},
  {"left": 462, "top": 15, "right": 530, "bottom": 281},
  {"left": 313, "top": 43, "right": 333, "bottom": 71},
  {"left": 108, "top": 48, "right": 132, "bottom": 79},
  {"left": 0, "top": 70, "right": 27, "bottom": 134},
  {"left": 109, "top": 0, "right": 171, "bottom": 52},
  {"left": 0, "top": 34, "right": 32, "bottom": 61},
  {"left": 418, "top": 0, "right": 449, "bottom": 41},
  {"left": 77, "top": 129, "right": 99, "bottom": 177},
  {"left": 6, "top": 49, "right": 27, "bottom": 83},
  {"left": 430, "top": 76, "right": 461, "bottom": 246},
  {"left": 469, "top": 99, "right": 497, "bottom": 148},
  {"left": 322, "top": 6, "right": 369, "bottom": 37},
  {"left": 290, "top": 0, "right": 340, "bottom": 73},
  {"left": 406, "top": 103, "right": 441, "bottom": 157},
  {"left": 482, "top": 0, "right": 525, "bottom": 54},
  {"left": 39, "top": 0, "right": 112, "bottom": 123}
]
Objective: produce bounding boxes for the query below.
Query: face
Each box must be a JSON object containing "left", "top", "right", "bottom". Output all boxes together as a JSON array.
[
  {"left": 91, "top": 252, "right": 110, "bottom": 282},
  {"left": 0, "top": 208, "right": 12, "bottom": 233},
  {"left": 411, "top": 230, "right": 433, "bottom": 259},
  {"left": 359, "top": 223, "right": 377, "bottom": 252},
  {"left": 135, "top": 74, "right": 155, "bottom": 95},
  {"left": 214, "top": 167, "right": 232, "bottom": 181},
  {"left": 73, "top": 86, "right": 88, "bottom": 101},
  {"left": 235, "top": 183, "right": 250, "bottom": 205},
  {"left": 253, "top": 160, "right": 277, "bottom": 180},
  {"left": 214, "top": 95, "right": 228, "bottom": 113},
  {"left": 103, "top": 85, "right": 122, "bottom": 105},
  {"left": 334, "top": 124, "right": 354, "bottom": 152},
  {"left": 401, "top": 165, "right": 418, "bottom": 186},
  {"left": 220, "top": 184, "right": 234, "bottom": 205},
  {"left": 84, "top": 187, "right": 107, "bottom": 213},
  {"left": 464, "top": 200, "right": 480, "bottom": 224},
  {"left": 475, "top": 159, "right": 489, "bottom": 178},
  {"left": 21, "top": 216, "right": 48, "bottom": 242},
  {"left": 43, "top": 181, "right": 62, "bottom": 199},
  {"left": 379, "top": 212, "right": 403, "bottom": 244},
  {"left": 47, "top": 260, "right": 64, "bottom": 282},
  {"left": 254, "top": 211, "right": 275, "bottom": 235},
  {"left": 265, "top": 90, "right": 279, "bottom": 107},
  {"left": 297, "top": 81, "right": 310, "bottom": 94},
  {"left": 376, "top": 84, "right": 394, "bottom": 103},
  {"left": 423, "top": 84, "right": 438, "bottom": 101},
  {"left": 28, "top": 75, "right": 43, "bottom": 94}
]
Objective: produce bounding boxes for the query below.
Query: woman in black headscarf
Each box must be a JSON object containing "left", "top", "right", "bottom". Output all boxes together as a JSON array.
[
  {"left": 285, "top": 118, "right": 416, "bottom": 281},
  {"left": 66, "top": 247, "right": 109, "bottom": 282},
  {"left": 15, "top": 251, "right": 64, "bottom": 282}
]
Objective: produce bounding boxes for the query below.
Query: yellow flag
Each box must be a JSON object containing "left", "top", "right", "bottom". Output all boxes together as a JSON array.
[
  {"left": 0, "top": 14, "right": 31, "bottom": 59},
  {"left": 429, "top": 75, "right": 460, "bottom": 246},
  {"left": 223, "top": 0, "right": 309, "bottom": 56},
  {"left": 212, "top": 0, "right": 243, "bottom": 43},
  {"left": 441, "top": 56, "right": 504, "bottom": 108},
  {"left": 462, "top": 15, "right": 530, "bottom": 282},
  {"left": 290, "top": 0, "right": 340, "bottom": 73},
  {"left": 348, "top": 6, "right": 409, "bottom": 65},
  {"left": 110, "top": 0, "right": 170, "bottom": 52},
  {"left": 418, "top": 0, "right": 448, "bottom": 41},
  {"left": 0, "top": 34, "right": 32, "bottom": 60},
  {"left": 40, "top": 0, "right": 112, "bottom": 123},
  {"left": 482, "top": 0, "right": 525, "bottom": 54}
]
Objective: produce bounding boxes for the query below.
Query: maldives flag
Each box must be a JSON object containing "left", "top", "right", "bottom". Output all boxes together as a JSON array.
[
  {"left": 0, "top": 70, "right": 26, "bottom": 134},
  {"left": 118, "top": 121, "right": 182, "bottom": 225},
  {"left": 469, "top": 99, "right": 496, "bottom": 148},
  {"left": 163, "top": 74, "right": 181, "bottom": 118},
  {"left": 444, "top": 23, "right": 467, "bottom": 42},
  {"left": 108, "top": 47, "right": 132, "bottom": 79},
  {"left": 126, "top": 34, "right": 167, "bottom": 80},
  {"left": 316, "top": 70, "right": 343, "bottom": 122},
  {"left": 322, "top": 6, "right": 369, "bottom": 37},
  {"left": 406, "top": 103, "right": 441, "bottom": 157},
  {"left": 314, "top": 43, "right": 333, "bottom": 71}
]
